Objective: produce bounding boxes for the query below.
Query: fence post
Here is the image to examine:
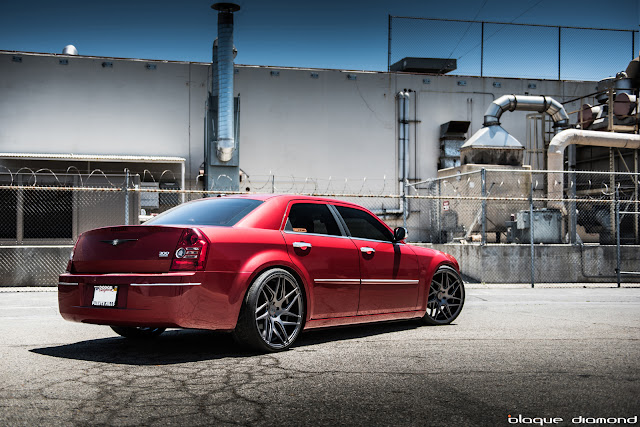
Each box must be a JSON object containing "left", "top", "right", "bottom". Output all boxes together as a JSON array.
[
  {"left": 402, "top": 178, "right": 408, "bottom": 229},
  {"left": 615, "top": 185, "right": 621, "bottom": 288},
  {"left": 530, "top": 179, "right": 535, "bottom": 288},
  {"left": 124, "top": 169, "right": 130, "bottom": 226},
  {"left": 481, "top": 168, "right": 486, "bottom": 245},
  {"left": 569, "top": 148, "right": 577, "bottom": 245}
]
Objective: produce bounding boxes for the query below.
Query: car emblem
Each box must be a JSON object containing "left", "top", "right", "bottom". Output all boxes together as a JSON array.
[
  {"left": 100, "top": 238, "right": 138, "bottom": 246},
  {"left": 159, "top": 251, "right": 170, "bottom": 258}
]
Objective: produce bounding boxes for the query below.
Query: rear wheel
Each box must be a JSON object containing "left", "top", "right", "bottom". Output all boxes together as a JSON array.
[
  {"left": 422, "top": 265, "right": 465, "bottom": 325},
  {"left": 233, "top": 268, "right": 304, "bottom": 352},
  {"left": 110, "top": 326, "right": 166, "bottom": 339}
]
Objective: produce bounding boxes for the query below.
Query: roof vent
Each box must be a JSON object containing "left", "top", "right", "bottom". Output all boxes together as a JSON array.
[
  {"left": 62, "top": 45, "right": 78, "bottom": 55},
  {"left": 390, "top": 57, "right": 456, "bottom": 74}
]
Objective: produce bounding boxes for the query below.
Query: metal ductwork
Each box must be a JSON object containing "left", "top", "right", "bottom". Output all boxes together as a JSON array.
[
  {"left": 547, "top": 129, "right": 640, "bottom": 208},
  {"left": 212, "top": 3, "right": 240, "bottom": 162},
  {"left": 484, "top": 94, "right": 570, "bottom": 129},
  {"left": 461, "top": 94, "right": 570, "bottom": 167}
]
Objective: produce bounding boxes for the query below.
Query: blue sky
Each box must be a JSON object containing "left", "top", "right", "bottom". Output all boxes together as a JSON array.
[{"left": 1, "top": 0, "right": 639, "bottom": 74}]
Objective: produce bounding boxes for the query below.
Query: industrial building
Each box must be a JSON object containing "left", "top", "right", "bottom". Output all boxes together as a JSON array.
[{"left": 0, "top": 4, "right": 638, "bottom": 285}]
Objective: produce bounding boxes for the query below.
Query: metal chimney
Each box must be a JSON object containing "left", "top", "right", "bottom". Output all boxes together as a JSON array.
[{"left": 212, "top": 3, "right": 240, "bottom": 163}]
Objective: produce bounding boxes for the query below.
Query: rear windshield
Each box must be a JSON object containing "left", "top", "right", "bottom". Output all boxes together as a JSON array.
[{"left": 145, "top": 198, "right": 263, "bottom": 227}]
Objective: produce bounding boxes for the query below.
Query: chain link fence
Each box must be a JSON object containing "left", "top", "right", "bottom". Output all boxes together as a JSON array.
[
  {"left": 388, "top": 16, "right": 639, "bottom": 80},
  {"left": 1, "top": 169, "right": 638, "bottom": 286}
]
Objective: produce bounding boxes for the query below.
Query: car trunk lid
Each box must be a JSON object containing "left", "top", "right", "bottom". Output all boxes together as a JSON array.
[{"left": 72, "top": 226, "right": 185, "bottom": 273}]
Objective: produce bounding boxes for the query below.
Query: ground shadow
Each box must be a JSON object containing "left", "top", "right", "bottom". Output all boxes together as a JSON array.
[{"left": 30, "top": 319, "right": 426, "bottom": 365}]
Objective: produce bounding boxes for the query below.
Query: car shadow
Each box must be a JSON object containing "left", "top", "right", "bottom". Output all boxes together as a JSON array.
[{"left": 30, "top": 320, "right": 426, "bottom": 365}]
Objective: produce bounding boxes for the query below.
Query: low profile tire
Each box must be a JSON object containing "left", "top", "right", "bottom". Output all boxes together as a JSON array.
[
  {"left": 233, "top": 268, "right": 305, "bottom": 352},
  {"left": 422, "top": 265, "right": 465, "bottom": 326},
  {"left": 110, "top": 326, "right": 166, "bottom": 339}
]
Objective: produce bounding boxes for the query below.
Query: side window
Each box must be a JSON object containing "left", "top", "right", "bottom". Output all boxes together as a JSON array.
[
  {"left": 285, "top": 203, "right": 342, "bottom": 236},
  {"left": 335, "top": 205, "right": 393, "bottom": 242}
]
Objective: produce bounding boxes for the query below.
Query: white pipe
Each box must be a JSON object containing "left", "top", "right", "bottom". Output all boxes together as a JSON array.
[{"left": 547, "top": 129, "right": 640, "bottom": 208}]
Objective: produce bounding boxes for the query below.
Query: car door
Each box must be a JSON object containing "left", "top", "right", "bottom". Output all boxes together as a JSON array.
[
  {"left": 282, "top": 201, "right": 361, "bottom": 319},
  {"left": 333, "top": 204, "right": 420, "bottom": 315}
]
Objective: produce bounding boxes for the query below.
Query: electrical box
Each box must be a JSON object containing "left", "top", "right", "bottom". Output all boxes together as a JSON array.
[
  {"left": 509, "top": 209, "right": 562, "bottom": 244},
  {"left": 140, "top": 182, "right": 159, "bottom": 209}
]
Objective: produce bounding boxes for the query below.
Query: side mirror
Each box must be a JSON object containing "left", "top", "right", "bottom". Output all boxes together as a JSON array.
[{"left": 393, "top": 227, "right": 407, "bottom": 242}]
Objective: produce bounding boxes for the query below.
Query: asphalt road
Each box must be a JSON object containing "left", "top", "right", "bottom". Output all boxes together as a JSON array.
[{"left": 0, "top": 288, "right": 638, "bottom": 427}]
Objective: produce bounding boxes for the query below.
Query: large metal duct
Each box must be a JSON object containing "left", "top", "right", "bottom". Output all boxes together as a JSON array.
[
  {"left": 547, "top": 129, "right": 640, "bottom": 208},
  {"left": 484, "top": 94, "right": 570, "bottom": 129},
  {"left": 212, "top": 3, "right": 240, "bottom": 162}
]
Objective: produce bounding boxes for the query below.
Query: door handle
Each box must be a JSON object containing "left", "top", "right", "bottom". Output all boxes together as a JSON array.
[
  {"left": 360, "top": 247, "right": 375, "bottom": 255},
  {"left": 293, "top": 242, "right": 312, "bottom": 250}
]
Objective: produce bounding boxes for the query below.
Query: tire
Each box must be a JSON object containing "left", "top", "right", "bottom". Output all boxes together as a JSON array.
[
  {"left": 233, "top": 268, "right": 305, "bottom": 352},
  {"left": 422, "top": 265, "right": 465, "bottom": 325},
  {"left": 110, "top": 326, "right": 166, "bottom": 339}
]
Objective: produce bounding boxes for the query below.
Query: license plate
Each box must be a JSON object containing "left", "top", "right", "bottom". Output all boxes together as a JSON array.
[{"left": 92, "top": 286, "right": 118, "bottom": 307}]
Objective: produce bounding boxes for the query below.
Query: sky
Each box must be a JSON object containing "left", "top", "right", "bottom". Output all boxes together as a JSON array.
[{"left": 1, "top": 0, "right": 639, "bottom": 73}]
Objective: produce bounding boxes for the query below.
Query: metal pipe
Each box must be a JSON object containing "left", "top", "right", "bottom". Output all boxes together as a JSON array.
[
  {"left": 483, "top": 94, "right": 570, "bottom": 129},
  {"left": 547, "top": 129, "right": 640, "bottom": 210},
  {"left": 212, "top": 3, "right": 240, "bottom": 162},
  {"left": 376, "top": 91, "right": 411, "bottom": 218},
  {"left": 616, "top": 186, "right": 621, "bottom": 287}
]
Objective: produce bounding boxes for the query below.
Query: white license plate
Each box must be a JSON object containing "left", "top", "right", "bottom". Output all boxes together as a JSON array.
[{"left": 92, "top": 286, "right": 118, "bottom": 307}]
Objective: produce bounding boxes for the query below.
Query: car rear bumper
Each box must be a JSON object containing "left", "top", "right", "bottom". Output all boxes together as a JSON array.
[{"left": 58, "top": 271, "right": 251, "bottom": 330}]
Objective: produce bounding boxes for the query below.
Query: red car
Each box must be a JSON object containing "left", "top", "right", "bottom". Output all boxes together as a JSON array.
[{"left": 58, "top": 194, "right": 464, "bottom": 352}]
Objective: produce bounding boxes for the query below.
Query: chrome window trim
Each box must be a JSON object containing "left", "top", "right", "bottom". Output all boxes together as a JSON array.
[
  {"left": 283, "top": 230, "right": 352, "bottom": 240},
  {"left": 58, "top": 282, "right": 79, "bottom": 286}
]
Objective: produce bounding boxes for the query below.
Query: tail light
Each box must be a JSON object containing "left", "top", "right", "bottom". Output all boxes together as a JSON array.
[
  {"left": 171, "top": 228, "right": 209, "bottom": 271},
  {"left": 66, "top": 237, "right": 81, "bottom": 273}
]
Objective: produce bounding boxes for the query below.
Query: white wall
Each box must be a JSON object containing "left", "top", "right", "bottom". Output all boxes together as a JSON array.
[
  {"left": 0, "top": 51, "right": 597, "bottom": 190},
  {"left": 0, "top": 52, "right": 208, "bottom": 180}
]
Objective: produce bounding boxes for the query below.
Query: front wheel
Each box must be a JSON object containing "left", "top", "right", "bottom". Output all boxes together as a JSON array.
[
  {"left": 422, "top": 265, "right": 465, "bottom": 325},
  {"left": 233, "top": 268, "right": 305, "bottom": 352},
  {"left": 110, "top": 326, "right": 166, "bottom": 339}
]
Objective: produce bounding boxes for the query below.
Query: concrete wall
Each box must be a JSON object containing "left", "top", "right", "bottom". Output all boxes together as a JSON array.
[
  {"left": 0, "top": 246, "right": 71, "bottom": 286},
  {"left": 428, "top": 243, "right": 640, "bottom": 283},
  {"left": 0, "top": 51, "right": 596, "bottom": 191}
]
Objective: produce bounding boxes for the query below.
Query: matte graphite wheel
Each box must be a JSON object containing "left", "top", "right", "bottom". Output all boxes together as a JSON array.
[
  {"left": 423, "top": 265, "right": 465, "bottom": 325},
  {"left": 233, "top": 268, "right": 305, "bottom": 352},
  {"left": 110, "top": 326, "right": 166, "bottom": 339}
]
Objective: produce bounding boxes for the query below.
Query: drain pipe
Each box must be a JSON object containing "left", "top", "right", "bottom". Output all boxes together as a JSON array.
[
  {"left": 484, "top": 94, "right": 570, "bottom": 129},
  {"left": 547, "top": 129, "right": 640, "bottom": 210},
  {"left": 375, "top": 91, "right": 410, "bottom": 221}
]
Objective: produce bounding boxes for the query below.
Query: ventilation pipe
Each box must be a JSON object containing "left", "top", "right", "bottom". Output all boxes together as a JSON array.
[
  {"left": 484, "top": 94, "right": 570, "bottom": 129},
  {"left": 547, "top": 129, "right": 640, "bottom": 209},
  {"left": 212, "top": 3, "right": 240, "bottom": 162},
  {"left": 375, "top": 90, "right": 411, "bottom": 222},
  {"left": 398, "top": 90, "right": 410, "bottom": 195}
]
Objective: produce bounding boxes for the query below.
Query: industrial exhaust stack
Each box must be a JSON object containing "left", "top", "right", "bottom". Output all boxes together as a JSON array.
[{"left": 206, "top": 3, "right": 241, "bottom": 191}]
